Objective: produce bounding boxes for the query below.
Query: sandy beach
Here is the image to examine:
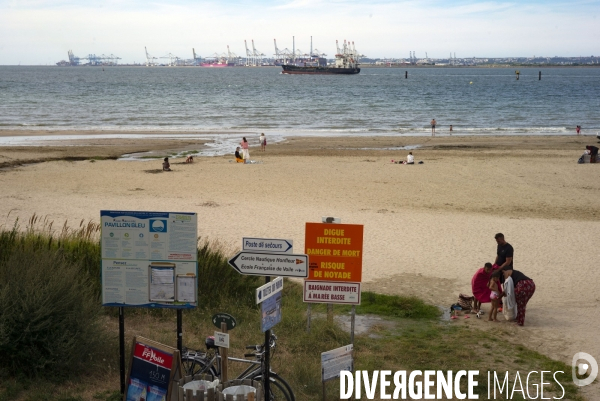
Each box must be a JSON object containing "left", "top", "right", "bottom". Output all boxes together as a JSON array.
[{"left": 1, "top": 132, "right": 599, "bottom": 395}]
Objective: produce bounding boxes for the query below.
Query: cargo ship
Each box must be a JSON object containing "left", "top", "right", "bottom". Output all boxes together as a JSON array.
[{"left": 281, "top": 40, "right": 360, "bottom": 75}]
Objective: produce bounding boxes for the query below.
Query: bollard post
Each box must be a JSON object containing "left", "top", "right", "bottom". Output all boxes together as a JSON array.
[{"left": 405, "top": 71, "right": 408, "bottom": 79}]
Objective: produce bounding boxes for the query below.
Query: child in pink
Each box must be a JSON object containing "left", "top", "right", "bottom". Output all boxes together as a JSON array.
[{"left": 488, "top": 271, "right": 502, "bottom": 321}]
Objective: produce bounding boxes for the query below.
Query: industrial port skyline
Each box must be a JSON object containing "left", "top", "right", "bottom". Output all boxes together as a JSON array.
[{"left": 54, "top": 44, "right": 600, "bottom": 68}]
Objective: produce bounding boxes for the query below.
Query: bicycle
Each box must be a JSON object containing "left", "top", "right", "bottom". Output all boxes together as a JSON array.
[{"left": 181, "top": 332, "right": 295, "bottom": 401}]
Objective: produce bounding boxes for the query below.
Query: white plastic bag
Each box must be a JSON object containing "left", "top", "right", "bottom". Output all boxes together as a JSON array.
[{"left": 502, "top": 277, "right": 517, "bottom": 321}]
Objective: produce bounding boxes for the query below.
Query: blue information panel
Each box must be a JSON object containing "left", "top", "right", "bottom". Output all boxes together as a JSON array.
[
  {"left": 261, "top": 291, "right": 282, "bottom": 332},
  {"left": 100, "top": 210, "right": 198, "bottom": 308}
]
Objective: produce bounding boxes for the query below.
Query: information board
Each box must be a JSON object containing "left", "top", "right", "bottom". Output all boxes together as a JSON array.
[
  {"left": 101, "top": 210, "right": 198, "bottom": 308},
  {"left": 305, "top": 223, "right": 364, "bottom": 282},
  {"left": 322, "top": 344, "right": 354, "bottom": 382},
  {"left": 125, "top": 336, "right": 182, "bottom": 401},
  {"left": 261, "top": 291, "right": 282, "bottom": 332}
]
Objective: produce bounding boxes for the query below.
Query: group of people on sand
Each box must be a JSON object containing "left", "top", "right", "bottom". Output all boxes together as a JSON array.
[
  {"left": 235, "top": 133, "right": 266, "bottom": 164},
  {"left": 471, "top": 233, "right": 536, "bottom": 326},
  {"left": 162, "top": 155, "right": 193, "bottom": 171}
]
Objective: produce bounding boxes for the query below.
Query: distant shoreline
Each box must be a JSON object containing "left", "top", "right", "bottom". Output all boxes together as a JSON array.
[{"left": 1, "top": 64, "right": 599, "bottom": 68}]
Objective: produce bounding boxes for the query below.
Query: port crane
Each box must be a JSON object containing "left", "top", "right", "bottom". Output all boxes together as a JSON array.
[
  {"left": 192, "top": 48, "right": 202, "bottom": 65},
  {"left": 145, "top": 47, "right": 158, "bottom": 66},
  {"left": 252, "top": 40, "right": 265, "bottom": 66},
  {"left": 244, "top": 40, "right": 253, "bottom": 66}
]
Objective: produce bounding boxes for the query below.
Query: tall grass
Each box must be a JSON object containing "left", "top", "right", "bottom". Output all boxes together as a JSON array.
[
  {"left": 0, "top": 215, "right": 259, "bottom": 381},
  {"left": 0, "top": 235, "right": 109, "bottom": 379}
]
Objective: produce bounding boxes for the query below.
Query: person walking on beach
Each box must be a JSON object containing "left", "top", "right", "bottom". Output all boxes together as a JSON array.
[
  {"left": 494, "top": 233, "right": 513, "bottom": 271},
  {"left": 430, "top": 119, "right": 436, "bottom": 136},
  {"left": 500, "top": 269, "right": 535, "bottom": 326},
  {"left": 576, "top": 125, "right": 581, "bottom": 135},
  {"left": 259, "top": 133, "right": 266, "bottom": 152},
  {"left": 240, "top": 137, "right": 250, "bottom": 161}
]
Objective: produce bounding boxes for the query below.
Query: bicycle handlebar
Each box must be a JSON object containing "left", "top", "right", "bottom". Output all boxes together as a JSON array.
[
  {"left": 245, "top": 345, "right": 257, "bottom": 350},
  {"left": 244, "top": 353, "right": 255, "bottom": 358}
]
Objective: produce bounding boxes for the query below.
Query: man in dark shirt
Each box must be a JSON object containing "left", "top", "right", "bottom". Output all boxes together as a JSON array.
[{"left": 495, "top": 233, "right": 514, "bottom": 270}]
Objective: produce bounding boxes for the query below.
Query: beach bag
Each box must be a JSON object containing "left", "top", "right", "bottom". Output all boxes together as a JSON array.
[
  {"left": 502, "top": 277, "right": 517, "bottom": 321},
  {"left": 457, "top": 293, "right": 474, "bottom": 311}
]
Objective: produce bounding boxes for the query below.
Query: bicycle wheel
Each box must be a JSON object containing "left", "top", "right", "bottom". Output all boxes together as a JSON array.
[
  {"left": 250, "top": 372, "right": 295, "bottom": 401},
  {"left": 181, "top": 355, "right": 218, "bottom": 378}
]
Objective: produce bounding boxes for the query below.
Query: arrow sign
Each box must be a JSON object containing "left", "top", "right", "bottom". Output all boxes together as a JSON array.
[
  {"left": 256, "top": 276, "right": 284, "bottom": 304},
  {"left": 242, "top": 237, "right": 293, "bottom": 254},
  {"left": 228, "top": 251, "right": 308, "bottom": 278}
]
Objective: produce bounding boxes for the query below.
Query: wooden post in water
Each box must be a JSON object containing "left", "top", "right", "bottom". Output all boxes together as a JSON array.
[
  {"left": 405, "top": 71, "right": 408, "bottom": 79},
  {"left": 539, "top": 71, "right": 542, "bottom": 80}
]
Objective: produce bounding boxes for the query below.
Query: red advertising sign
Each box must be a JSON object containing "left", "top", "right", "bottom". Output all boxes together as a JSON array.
[
  {"left": 305, "top": 223, "right": 364, "bottom": 282},
  {"left": 133, "top": 342, "right": 173, "bottom": 369}
]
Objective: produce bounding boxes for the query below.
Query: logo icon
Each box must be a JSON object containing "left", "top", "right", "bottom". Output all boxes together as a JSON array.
[
  {"left": 572, "top": 352, "right": 598, "bottom": 387},
  {"left": 149, "top": 220, "right": 167, "bottom": 232}
]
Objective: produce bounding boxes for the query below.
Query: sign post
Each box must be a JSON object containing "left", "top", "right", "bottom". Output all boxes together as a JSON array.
[
  {"left": 220, "top": 322, "right": 229, "bottom": 383},
  {"left": 228, "top": 237, "right": 304, "bottom": 401},
  {"left": 100, "top": 210, "right": 198, "bottom": 394},
  {"left": 304, "top": 220, "right": 363, "bottom": 341},
  {"left": 321, "top": 344, "right": 354, "bottom": 401},
  {"left": 212, "top": 313, "right": 236, "bottom": 383}
]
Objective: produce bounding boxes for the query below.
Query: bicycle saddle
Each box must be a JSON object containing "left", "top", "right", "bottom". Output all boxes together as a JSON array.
[{"left": 205, "top": 336, "right": 217, "bottom": 349}]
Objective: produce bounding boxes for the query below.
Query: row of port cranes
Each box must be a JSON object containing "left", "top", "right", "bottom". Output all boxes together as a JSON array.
[
  {"left": 143, "top": 37, "right": 355, "bottom": 67},
  {"left": 58, "top": 50, "right": 122, "bottom": 66}
]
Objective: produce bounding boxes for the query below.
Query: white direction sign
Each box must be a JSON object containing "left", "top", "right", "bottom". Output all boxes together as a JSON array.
[
  {"left": 303, "top": 281, "right": 361, "bottom": 305},
  {"left": 243, "top": 237, "right": 293, "bottom": 254},
  {"left": 228, "top": 251, "right": 308, "bottom": 278},
  {"left": 214, "top": 331, "right": 230, "bottom": 348},
  {"left": 322, "top": 344, "right": 354, "bottom": 382},
  {"left": 256, "top": 276, "right": 284, "bottom": 304}
]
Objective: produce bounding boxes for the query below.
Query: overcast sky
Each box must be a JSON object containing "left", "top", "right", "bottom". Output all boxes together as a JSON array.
[{"left": 0, "top": 0, "right": 598, "bottom": 65}]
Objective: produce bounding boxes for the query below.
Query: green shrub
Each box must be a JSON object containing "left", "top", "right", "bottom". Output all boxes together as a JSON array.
[{"left": 0, "top": 244, "right": 109, "bottom": 379}]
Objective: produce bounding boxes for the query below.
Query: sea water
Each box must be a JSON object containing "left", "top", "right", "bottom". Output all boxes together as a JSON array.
[{"left": 0, "top": 66, "right": 599, "bottom": 156}]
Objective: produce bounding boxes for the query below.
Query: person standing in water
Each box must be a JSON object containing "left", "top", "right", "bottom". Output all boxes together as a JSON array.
[{"left": 430, "top": 119, "right": 437, "bottom": 136}]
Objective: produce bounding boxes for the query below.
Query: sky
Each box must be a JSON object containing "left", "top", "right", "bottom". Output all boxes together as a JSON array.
[{"left": 0, "top": 0, "right": 599, "bottom": 65}]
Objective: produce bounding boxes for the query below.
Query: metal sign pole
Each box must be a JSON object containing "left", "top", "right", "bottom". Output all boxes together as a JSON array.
[
  {"left": 177, "top": 309, "right": 183, "bottom": 354},
  {"left": 350, "top": 305, "right": 356, "bottom": 344},
  {"left": 119, "top": 307, "right": 125, "bottom": 395},
  {"left": 264, "top": 276, "right": 271, "bottom": 401},
  {"left": 306, "top": 304, "right": 311, "bottom": 333}
]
